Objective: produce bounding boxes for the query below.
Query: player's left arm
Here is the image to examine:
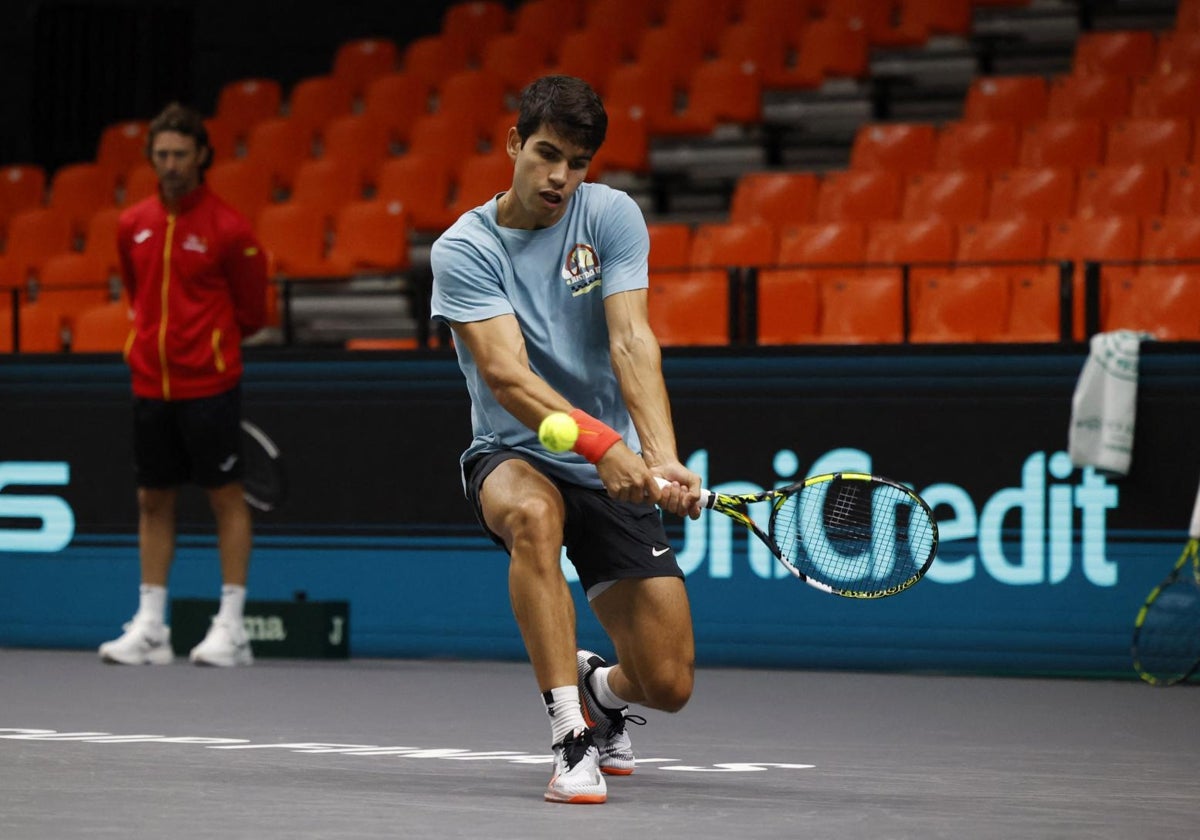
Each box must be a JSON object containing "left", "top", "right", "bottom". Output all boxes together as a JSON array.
[
  {"left": 223, "top": 218, "right": 269, "bottom": 338},
  {"left": 604, "top": 288, "right": 700, "bottom": 519}
]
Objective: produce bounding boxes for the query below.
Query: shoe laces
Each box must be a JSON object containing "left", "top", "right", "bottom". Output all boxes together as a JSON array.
[
  {"left": 557, "top": 728, "right": 596, "bottom": 771},
  {"left": 611, "top": 712, "right": 646, "bottom": 736}
]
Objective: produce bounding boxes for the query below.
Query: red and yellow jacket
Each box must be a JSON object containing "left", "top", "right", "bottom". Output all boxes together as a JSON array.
[{"left": 117, "top": 184, "right": 268, "bottom": 400}]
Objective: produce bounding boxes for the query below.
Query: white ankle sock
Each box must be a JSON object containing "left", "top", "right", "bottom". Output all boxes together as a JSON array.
[
  {"left": 136, "top": 584, "right": 167, "bottom": 625},
  {"left": 590, "top": 665, "right": 628, "bottom": 711},
  {"left": 216, "top": 585, "right": 246, "bottom": 624},
  {"left": 543, "top": 686, "right": 586, "bottom": 745}
]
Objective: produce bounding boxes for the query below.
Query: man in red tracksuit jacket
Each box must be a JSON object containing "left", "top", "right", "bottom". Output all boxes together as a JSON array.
[{"left": 99, "top": 102, "right": 269, "bottom": 667}]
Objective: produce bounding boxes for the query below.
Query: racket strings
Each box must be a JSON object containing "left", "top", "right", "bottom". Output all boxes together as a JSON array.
[
  {"left": 1134, "top": 578, "right": 1200, "bottom": 684},
  {"left": 775, "top": 480, "right": 935, "bottom": 590}
]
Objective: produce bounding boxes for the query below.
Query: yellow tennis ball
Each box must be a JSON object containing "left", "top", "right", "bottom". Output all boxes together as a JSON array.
[{"left": 538, "top": 412, "right": 579, "bottom": 453}]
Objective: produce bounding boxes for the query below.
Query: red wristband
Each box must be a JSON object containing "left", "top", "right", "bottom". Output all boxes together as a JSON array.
[{"left": 569, "top": 409, "right": 622, "bottom": 464}]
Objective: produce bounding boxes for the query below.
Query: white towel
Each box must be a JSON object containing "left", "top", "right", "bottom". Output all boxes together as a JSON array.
[{"left": 1068, "top": 330, "right": 1153, "bottom": 477}]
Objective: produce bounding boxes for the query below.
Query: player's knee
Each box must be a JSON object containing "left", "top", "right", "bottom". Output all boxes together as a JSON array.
[
  {"left": 641, "top": 661, "right": 694, "bottom": 713},
  {"left": 502, "top": 495, "right": 563, "bottom": 543}
]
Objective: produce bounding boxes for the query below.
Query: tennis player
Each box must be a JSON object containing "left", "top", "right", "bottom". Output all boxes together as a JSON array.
[{"left": 431, "top": 75, "right": 702, "bottom": 804}]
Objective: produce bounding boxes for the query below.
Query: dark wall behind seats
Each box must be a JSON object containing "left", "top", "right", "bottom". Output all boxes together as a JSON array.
[{"left": 1, "top": 0, "right": 479, "bottom": 171}]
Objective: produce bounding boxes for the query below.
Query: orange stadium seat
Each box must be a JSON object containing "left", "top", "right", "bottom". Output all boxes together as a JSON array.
[
  {"left": 1165, "top": 165, "right": 1200, "bottom": 215},
  {"left": 287, "top": 75, "right": 355, "bottom": 140},
  {"left": 407, "top": 111, "right": 486, "bottom": 170},
  {"left": 207, "top": 159, "right": 274, "bottom": 223},
  {"left": 986, "top": 167, "right": 1077, "bottom": 222},
  {"left": 584, "top": 0, "right": 657, "bottom": 35},
  {"left": 244, "top": 117, "right": 316, "bottom": 193},
  {"left": 813, "top": 273, "right": 904, "bottom": 344},
  {"left": 0, "top": 164, "right": 46, "bottom": 240},
  {"left": 689, "top": 221, "right": 777, "bottom": 269},
  {"left": 660, "top": 0, "right": 740, "bottom": 55},
  {"left": 647, "top": 269, "right": 731, "bottom": 346},
  {"left": 0, "top": 299, "right": 63, "bottom": 353},
  {"left": 647, "top": 223, "right": 693, "bottom": 270},
  {"left": 320, "top": 112, "right": 393, "bottom": 190},
  {"left": 825, "top": 0, "right": 930, "bottom": 48},
  {"left": 815, "top": 169, "right": 903, "bottom": 223},
  {"left": 675, "top": 59, "right": 764, "bottom": 133},
  {"left": 1017, "top": 119, "right": 1104, "bottom": 169},
  {"left": 441, "top": 1, "right": 511, "bottom": 64},
  {"left": 755, "top": 268, "right": 820, "bottom": 344},
  {"left": 729, "top": 171, "right": 819, "bottom": 228},
  {"left": 4, "top": 207, "right": 75, "bottom": 280},
  {"left": 1075, "top": 164, "right": 1165, "bottom": 219},
  {"left": 121, "top": 164, "right": 158, "bottom": 206},
  {"left": 588, "top": 109, "right": 649, "bottom": 178},
  {"left": 776, "top": 221, "right": 866, "bottom": 268},
  {"left": 362, "top": 72, "right": 433, "bottom": 148},
  {"left": 1130, "top": 71, "right": 1200, "bottom": 119},
  {"left": 402, "top": 35, "right": 472, "bottom": 91},
  {"left": 479, "top": 33, "right": 550, "bottom": 95},
  {"left": 849, "top": 122, "right": 938, "bottom": 174},
  {"left": 864, "top": 219, "right": 955, "bottom": 268},
  {"left": 204, "top": 116, "right": 241, "bottom": 164},
  {"left": 331, "top": 38, "right": 399, "bottom": 102},
  {"left": 601, "top": 62, "right": 683, "bottom": 136},
  {"left": 902, "top": 170, "right": 989, "bottom": 222},
  {"left": 1154, "top": 30, "right": 1200, "bottom": 74},
  {"left": 1071, "top": 30, "right": 1158, "bottom": 77},
  {"left": 715, "top": 22, "right": 790, "bottom": 87},
  {"left": 95, "top": 120, "right": 148, "bottom": 187},
  {"left": 934, "top": 120, "right": 1020, "bottom": 171},
  {"left": 509, "top": 0, "right": 582, "bottom": 61},
  {"left": 963, "top": 76, "right": 1048, "bottom": 124},
  {"left": 70, "top": 298, "right": 132, "bottom": 353},
  {"left": 1046, "top": 215, "right": 1141, "bottom": 340},
  {"left": 908, "top": 0, "right": 971, "bottom": 36},
  {"left": 545, "top": 29, "right": 626, "bottom": 95},
  {"left": 1141, "top": 215, "right": 1200, "bottom": 262},
  {"left": 633, "top": 25, "right": 707, "bottom": 95},
  {"left": 288, "top": 158, "right": 367, "bottom": 222},
  {"left": 1104, "top": 269, "right": 1200, "bottom": 340},
  {"left": 81, "top": 206, "right": 123, "bottom": 277},
  {"left": 1104, "top": 118, "right": 1192, "bottom": 168},
  {"left": 48, "top": 162, "right": 116, "bottom": 236},
  {"left": 1046, "top": 72, "right": 1132, "bottom": 121},
  {"left": 1175, "top": 0, "right": 1200, "bottom": 32},
  {"left": 1004, "top": 266, "right": 1065, "bottom": 342},
  {"left": 779, "top": 16, "right": 870, "bottom": 89},
  {"left": 435, "top": 70, "right": 509, "bottom": 138},
  {"left": 740, "top": 0, "right": 819, "bottom": 33},
  {"left": 957, "top": 217, "right": 1047, "bottom": 264},
  {"left": 374, "top": 153, "right": 455, "bottom": 233},
  {"left": 909, "top": 270, "right": 1010, "bottom": 343},
  {"left": 35, "top": 252, "right": 111, "bottom": 328},
  {"left": 325, "top": 199, "right": 410, "bottom": 276},
  {"left": 256, "top": 202, "right": 333, "bottom": 279},
  {"left": 445, "top": 151, "right": 512, "bottom": 220},
  {"left": 215, "top": 78, "right": 282, "bottom": 142}
]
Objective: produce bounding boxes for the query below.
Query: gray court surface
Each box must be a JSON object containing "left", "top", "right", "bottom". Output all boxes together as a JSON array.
[{"left": 2, "top": 648, "right": 1196, "bottom": 840}]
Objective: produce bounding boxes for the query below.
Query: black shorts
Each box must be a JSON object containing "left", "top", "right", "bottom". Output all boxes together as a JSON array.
[
  {"left": 133, "top": 385, "right": 243, "bottom": 489},
  {"left": 464, "top": 449, "right": 684, "bottom": 596}
]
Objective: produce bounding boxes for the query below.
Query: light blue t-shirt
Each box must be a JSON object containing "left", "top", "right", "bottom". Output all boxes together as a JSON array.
[{"left": 430, "top": 182, "right": 650, "bottom": 489}]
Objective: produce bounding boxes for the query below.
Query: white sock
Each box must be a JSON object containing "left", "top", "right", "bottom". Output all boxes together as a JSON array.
[
  {"left": 136, "top": 584, "right": 167, "bottom": 625},
  {"left": 590, "top": 665, "right": 628, "bottom": 711},
  {"left": 542, "top": 686, "right": 586, "bottom": 746},
  {"left": 216, "top": 584, "right": 246, "bottom": 624}
]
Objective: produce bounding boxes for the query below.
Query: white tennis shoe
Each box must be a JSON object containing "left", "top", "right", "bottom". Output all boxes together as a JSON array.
[
  {"left": 577, "top": 650, "right": 645, "bottom": 776},
  {"left": 189, "top": 617, "right": 253, "bottom": 667},
  {"left": 544, "top": 728, "right": 606, "bottom": 804},
  {"left": 98, "top": 616, "right": 173, "bottom": 665}
]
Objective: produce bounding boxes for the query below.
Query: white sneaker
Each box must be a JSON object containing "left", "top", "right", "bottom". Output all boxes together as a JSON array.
[
  {"left": 189, "top": 618, "right": 253, "bottom": 667},
  {"left": 577, "top": 650, "right": 645, "bottom": 776},
  {"left": 98, "top": 616, "right": 173, "bottom": 665},
  {"left": 545, "top": 728, "right": 606, "bottom": 804}
]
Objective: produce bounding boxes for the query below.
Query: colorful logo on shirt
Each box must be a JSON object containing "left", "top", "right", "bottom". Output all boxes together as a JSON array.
[
  {"left": 561, "top": 243, "right": 601, "bottom": 296},
  {"left": 181, "top": 234, "right": 209, "bottom": 254}
]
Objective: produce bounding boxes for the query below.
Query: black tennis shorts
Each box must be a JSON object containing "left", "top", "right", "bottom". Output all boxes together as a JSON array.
[
  {"left": 464, "top": 449, "right": 683, "bottom": 596},
  {"left": 133, "top": 385, "right": 243, "bottom": 489}
]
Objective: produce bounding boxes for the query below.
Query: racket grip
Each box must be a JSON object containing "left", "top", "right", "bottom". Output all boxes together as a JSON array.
[{"left": 654, "top": 476, "right": 713, "bottom": 508}]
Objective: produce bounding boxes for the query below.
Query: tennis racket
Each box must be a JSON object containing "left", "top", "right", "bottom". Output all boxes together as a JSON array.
[
  {"left": 240, "top": 419, "right": 287, "bottom": 512},
  {"left": 1131, "top": 477, "right": 1200, "bottom": 686},
  {"left": 658, "top": 472, "right": 938, "bottom": 599}
]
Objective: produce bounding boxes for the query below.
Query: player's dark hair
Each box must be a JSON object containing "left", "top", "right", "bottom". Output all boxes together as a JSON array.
[
  {"left": 145, "top": 101, "right": 213, "bottom": 175},
  {"left": 516, "top": 75, "right": 607, "bottom": 154}
]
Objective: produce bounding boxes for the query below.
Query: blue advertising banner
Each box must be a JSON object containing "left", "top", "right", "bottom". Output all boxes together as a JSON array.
[{"left": 1, "top": 346, "right": 1198, "bottom": 677}]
